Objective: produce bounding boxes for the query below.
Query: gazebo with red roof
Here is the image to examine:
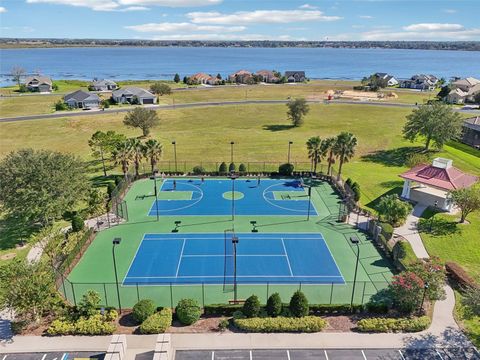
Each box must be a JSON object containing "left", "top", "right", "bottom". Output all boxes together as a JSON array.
[{"left": 399, "top": 157, "right": 478, "bottom": 212}]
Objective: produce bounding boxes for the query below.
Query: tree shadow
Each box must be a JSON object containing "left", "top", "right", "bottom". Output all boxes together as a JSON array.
[
  {"left": 417, "top": 217, "right": 459, "bottom": 236},
  {"left": 262, "top": 124, "right": 295, "bottom": 132},
  {"left": 0, "top": 214, "right": 39, "bottom": 251},
  {"left": 365, "top": 187, "right": 403, "bottom": 212},
  {"left": 361, "top": 146, "right": 425, "bottom": 167}
]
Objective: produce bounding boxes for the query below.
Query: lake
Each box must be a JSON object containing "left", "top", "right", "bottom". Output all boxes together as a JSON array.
[{"left": 0, "top": 47, "right": 479, "bottom": 86}]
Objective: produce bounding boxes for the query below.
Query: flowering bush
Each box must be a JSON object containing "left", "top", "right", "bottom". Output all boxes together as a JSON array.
[
  {"left": 390, "top": 272, "right": 425, "bottom": 313},
  {"left": 408, "top": 257, "right": 445, "bottom": 301}
]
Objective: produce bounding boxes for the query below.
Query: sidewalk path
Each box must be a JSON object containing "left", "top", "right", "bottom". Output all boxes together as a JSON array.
[{"left": 394, "top": 204, "right": 429, "bottom": 258}]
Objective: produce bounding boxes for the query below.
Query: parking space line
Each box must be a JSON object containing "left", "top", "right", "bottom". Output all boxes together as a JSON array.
[
  {"left": 361, "top": 350, "right": 368, "bottom": 360},
  {"left": 250, "top": 350, "right": 252, "bottom": 360},
  {"left": 2, "top": 355, "right": 7, "bottom": 360},
  {"left": 286, "top": 350, "right": 291, "bottom": 360},
  {"left": 41, "top": 355, "right": 47, "bottom": 360},
  {"left": 211, "top": 351, "right": 215, "bottom": 360},
  {"left": 398, "top": 350, "right": 406, "bottom": 360},
  {"left": 324, "top": 350, "right": 329, "bottom": 360},
  {"left": 435, "top": 349, "right": 444, "bottom": 359}
]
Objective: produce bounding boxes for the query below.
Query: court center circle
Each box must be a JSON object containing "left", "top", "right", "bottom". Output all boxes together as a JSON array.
[{"left": 222, "top": 191, "right": 245, "bottom": 200}]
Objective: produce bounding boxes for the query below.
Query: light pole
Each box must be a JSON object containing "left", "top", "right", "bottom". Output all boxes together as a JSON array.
[
  {"left": 232, "top": 235, "right": 239, "bottom": 302},
  {"left": 349, "top": 235, "right": 360, "bottom": 312},
  {"left": 112, "top": 237, "right": 122, "bottom": 313},
  {"left": 172, "top": 141, "right": 177, "bottom": 172},
  {"left": 230, "top": 173, "right": 238, "bottom": 221},
  {"left": 150, "top": 170, "right": 159, "bottom": 221},
  {"left": 230, "top": 141, "right": 235, "bottom": 164},
  {"left": 429, "top": 200, "right": 438, "bottom": 232},
  {"left": 288, "top": 141, "right": 293, "bottom": 164}
]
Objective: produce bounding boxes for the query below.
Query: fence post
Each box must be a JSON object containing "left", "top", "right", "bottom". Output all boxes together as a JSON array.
[
  {"left": 104, "top": 283, "right": 108, "bottom": 307},
  {"left": 184, "top": 161, "right": 187, "bottom": 173},
  {"left": 299, "top": 282, "right": 302, "bottom": 291},
  {"left": 61, "top": 273, "right": 67, "bottom": 300},
  {"left": 202, "top": 283, "right": 205, "bottom": 308},
  {"left": 361, "top": 281, "right": 367, "bottom": 305},
  {"left": 329, "top": 282, "right": 334, "bottom": 304},
  {"left": 170, "top": 283, "right": 174, "bottom": 308},
  {"left": 71, "top": 283, "right": 77, "bottom": 307},
  {"left": 136, "top": 283, "right": 140, "bottom": 303},
  {"left": 266, "top": 282, "right": 269, "bottom": 302},
  {"left": 263, "top": 162, "right": 266, "bottom": 172}
]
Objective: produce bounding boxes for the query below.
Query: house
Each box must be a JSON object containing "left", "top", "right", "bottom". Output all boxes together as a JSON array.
[
  {"left": 255, "top": 70, "right": 278, "bottom": 83},
  {"left": 446, "top": 88, "right": 469, "bottom": 104},
  {"left": 399, "top": 74, "right": 438, "bottom": 91},
  {"left": 64, "top": 90, "right": 100, "bottom": 109},
  {"left": 400, "top": 158, "right": 478, "bottom": 212},
  {"left": 89, "top": 79, "right": 118, "bottom": 91},
  {"left": 451, "top": 77, "right": 480, "bottom": 93},
  {"left": 112, "top": 87, "right": 156, "bottom": 105},
  {"left": 374, "top": 73, "right": 398, "bottom": 86},
  {"left": 285, "top": 71, "right": 306, "bottom": 83},
  {"left": 23, "top": 75, "right": 53, "bottom": 92},
  {"left": 189, "top": 73, "right": 218, "bottom": 85},
  {"left": 229, "top": 70, "right": 253, "bottom": 84},
  {"left": 462, "top": 116, "right": 480, "bottom": 148},
  {"left": 446, "top": 78, "right": 480, "bottom": 104}
]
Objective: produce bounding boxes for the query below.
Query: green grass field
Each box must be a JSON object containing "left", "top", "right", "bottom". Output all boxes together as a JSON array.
[{"left": 65, "top": 178, "right": 394, "bottom": 308}]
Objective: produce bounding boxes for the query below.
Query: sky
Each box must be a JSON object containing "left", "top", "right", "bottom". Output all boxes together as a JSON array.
[{"left": 0, "top": 0, "right": 479, "bottom": 41}]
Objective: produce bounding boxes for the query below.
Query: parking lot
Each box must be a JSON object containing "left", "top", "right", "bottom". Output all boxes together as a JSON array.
[
  {"left": 0, "top": 352, "right": 105, "bottom": 360},
  {"left": 175, "top": 348, "right": 480, "bottom": 360}
]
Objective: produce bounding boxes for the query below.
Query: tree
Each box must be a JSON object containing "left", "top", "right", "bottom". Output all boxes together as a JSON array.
[
  {"left": 88, "top": 131, "right": 127, "bottom": 177},
  {"left": 286, "top": 98, "right": 310, "bottom": 127},
  {"left": 123, "top": 107, "right": 160, "bottom": 137},
  {"left": 173, "top": 73, "right": 180, "bottom": 83},
  {"left": 129, "top": 138, "right": 144, "bottom": 177},
  {"left": 0, "top": 259, "right": 57, "bottom": 321},
  {"left": 11, "top": 65, "right": 26, "bottom": 87},
  {"left": 78, "top": 290, "right": 101, "bottom": 318},
  {"left": 0, "top": 149, "right": 89, "bottom": 225},
  {"left": 243, "top": 295, "right": 261, "bottom": 318},
  {"left": 322, "top": 137, "right": 336, "bottom": 176},
  {"left": 437, "top": 85, "right": 451, "bottom": 99},
  {"left": 408, "top": 257, "right": 445, "bottom": 301},
  {"left": 112, "top": 140, "right": 132, "bottom": 178},
  {"left": 389, "top": 272, "right": 424, "bottom": 313},
  {"left": 266, "top": 293, "right": 282, "bottom": 317},
  {"left": 403, "top": 102, "right": 462, "bottom": 150},
  {"left": 183, "top": 76, "right": 188, "bottom": 84},
  {"left": 333, "top": 132, "right": 357, "bottom": 181},
  {"left": 71, "top": 215, "right": 84, "bottom": 232},
  {"left": 289, "top": 290, "right": 309, "bottom": 317},
  {"left": 216, "top": 73, "right": 222, "bottom": 80},
  {"left": 219, "top": 162, "right": 227, "bottom": 173},
  {"left": 149, "top": 82, "right": 172, "bottom": 96},
  {"left": 377, "top": 194, "right": 412, "bottom": 226},
  {"left": 143, "top": 139, "right": 163, "bottom": 174},
  {"left": 306, "top": 136, "right": 324, "bottom": 173},
  {"left": 278, "top": 163, "right": 294, "bottom": 176},
  {"left": 449, "top": 185, "right": 480, "bottom": 223}
]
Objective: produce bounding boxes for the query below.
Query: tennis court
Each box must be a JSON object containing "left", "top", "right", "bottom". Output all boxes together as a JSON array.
[
  {"left": 123, "top": 233, "right": 343, "bottom": 285},
  {"left": 148, "top": 178, "right": 318, "bottom": 216}
]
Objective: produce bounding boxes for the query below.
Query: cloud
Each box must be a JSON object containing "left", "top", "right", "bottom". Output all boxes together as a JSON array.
[
  {"left": 443, "top": 9, "right": 457, "bottom": 14},
  {"left": 26, "top": 0, "right": 221, "bottom": 11},
  {"left": 403, "top": 23, "right": 464, "bottom": 32},
  {"left": 187, "top": 10, "right": 342, "bottom": 25},
  {"left": 360, "top": 27, "right": 480, "bottom": 41},
  {"left": 359, "top": 15, "right": 373, "bottom": 19},
  {"left": 0, "top": 6, "right": 7, "bottom": 13},
  {"left": 149, "top": 33, "right": 305, "bottom": 41},
  {"left": 299, "top": 4, "right": 318, "bottom": 9},
  {"left": 126, "top": 22, "right": 245, "bottom": 33}
]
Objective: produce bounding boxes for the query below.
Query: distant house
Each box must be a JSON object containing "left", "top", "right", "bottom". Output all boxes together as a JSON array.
[
  {"left": 255, "top": 70, "right": 278, "bottom": 83},
  {"left": 451, "top": 77, "right": 480, "bottom": 92},
  {"left": 112, "top": 87, "right": 156, "bottom": 105},
  {"left": 189, "top": 73, "right": 218, "bottom": 85},
  {"left": 399, "top": 74, "right": 438, "bottom": 91},
  {"left": 374, "top": 72, "right": 398, "bottom": 86},
  {"left": 89, "top": 79, "right": 118, "bottom": 91},
  {"left": 446, "top": 77, "right": 480, "bottom": 104},
  {"left": 462, "top": 116, "right": 480, "bottom": 148},
  {"left": 446, "top": 88, "right": 469, "bottom": 104},
  {"left": 64, "top": 90, "right": 100, "bottom": 109},
  {"left": 285, "top": 71, "right": 306, "bottom": 83},
  {"left": 229, "top": 70, "right": 253, "bottom": 84},
  {"left": 400, "top": 157, "right": 478, "bottom": 212},
  {"left": 23, "top": 75, "right": 53, "bottom": 92}
]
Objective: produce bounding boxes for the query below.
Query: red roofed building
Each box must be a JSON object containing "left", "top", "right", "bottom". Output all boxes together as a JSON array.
[{"left": 400, "top": 158, "right": 478, "bottom": 211}]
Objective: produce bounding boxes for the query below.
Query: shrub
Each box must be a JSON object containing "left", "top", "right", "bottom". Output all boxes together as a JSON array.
[
  {"left": 357, "top": 316, "right": 430, "bottom": 333},
  {"left": 365, "top": 302, "right": 389, "bottom": 314},
  {"left": 407, "top": 257, "right": 445, "bottom": 300},
  {"left": 309, "top": 304, "right": 363, "bottom": 315},
  {"left": 107, "top": 182, "right": 116, "bottom": 200},
  {"left": 71, "top": 215, "right": 84, "bottom": 232},
  {"left": 462, "top": 286, "right": 480, "bottom": 316},
  {"left": 379, "top": 222, "right": 394, "bottom": 240},
  {"left": 176, "top": 298, "right": 202, "bottom": 325},
  {"left": 54, "top": 100, "right": 69, "bottom": 111},
  {"left": 192, "top": 166, "right": 205, "bottom": 175},
  {"left": 78, "top": 290, "right": 100, "bottom": 317},
  {"left": 243, "top": 295, "right": 261, "bottom": 318},
  {"left": 139, "top": 308, "right": 172, "bottom": 334},
  {"left": 229, "top": 162, "right": 236, "bottom": 172},
  {"left": 445, "top": 262, "right": 478, "bottom": 289},
  {"left": 393, "top": 240, "right": 418, "bottom": 269},
  {"left": 345, "top": 178, "right": 353, "bottom": 187},
  {"left": 219, "top": 162, "right": 227, "bottom": 173},
  {"left": 218, "top": 318, "right": 229, "bottom": 331},
  {"left": 351, "top": 182, "right": 361, "bottom": 202},
  {"left": 266, "top": 293, "right": 282, "bottom": 317},
  {"left": 290, "top": 291, "right": 309, "bottom": 317},
  {"left": 406, "top": 153, "right": 430, "bottom": 168},
  {"left": 133, "top": 299, "right": 156, "bottom": 324},
  {"left": 204, "top": 304, "right": 243, "bottom": 316},
  {"left": 377, "top": 195, "right": 412, "bottom": 226},
  {"left": 239, "top": 163, "right": 246, "bottom": 173},
  {"left": 47, "top": 319, "right": 75, "bottom": 335},
  {"left": 389, "top": 272, "right": 425, "bottom": 313},
  {"left": 278, "top": 163, "right": 294, "bottom": 176},
  {"left": 233, "top": 316, "right": 327, "bottom": 333},
  {"left": 74, "top": 314, "right": 116, "bottom": 335}
]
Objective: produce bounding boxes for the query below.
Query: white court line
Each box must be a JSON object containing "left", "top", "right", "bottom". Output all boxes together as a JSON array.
[
  {"left": 122, "top": 233, "right": 148, "bottom": 284},
  {"left": 324, "top": 350, "right": 329, "bottom": 360},
  {"left": 281, "top": 238, "right": 294, "bottom": 277},
  {"left": 361, "top": 350, "right": 368, "bottom": 360},
  {"left": 436, "top": 349, "right": 444, "bottom": 359},
  {"left": 182, "top": 254, "right": 287, "bottom": 257},
  {"left": 125, "top": 274, "right": 344, "bottom": 279},
  {"left": 175, "top": 239, "right": 186, "bottom": 277},
  {"left": 398, "top": 350, "right": 406, "bottom": 360},
  {"left": 143, "top": 236, "right": 324, "bottom": 241}
]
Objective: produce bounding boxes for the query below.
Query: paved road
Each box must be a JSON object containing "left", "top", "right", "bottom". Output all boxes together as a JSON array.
[
  {"left": 175, "top": 348, "right": 480, "bottom": 360},
  {"left": 0, "top": 352, "right": 105, "bottom": 360}
]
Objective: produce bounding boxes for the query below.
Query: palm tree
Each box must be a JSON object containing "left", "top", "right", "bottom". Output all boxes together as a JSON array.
[
  {"left": 112, "top": 140, "right": 132, "bottom": 178},
  {"left": 143, "top": 139, "right": 163, "bottom": 174},
  {"left": 306, "top": 136, "right": 323, "bottom": 173},
  {"left": 333, "top": 132, "right": 358, "bottom": 181},
  {"left": 128, "top": 138, "right": 144, "bottom": 177},
  {"left": 321, "top": 137, "right": 337, "bottom": 176}
]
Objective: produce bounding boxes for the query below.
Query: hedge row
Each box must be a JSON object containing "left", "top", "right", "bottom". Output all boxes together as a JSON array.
[
  {"left": 356, "top": 316, "right": 430, "bottom": 333},
  {"left": 233, "top": 316, "right": 327, "bottom": 333},
  {"left": 47, "top": 312, "right": 117, "bottom": 336},
  {"left": 205, "top": 303, "right": 366, "bottom": 316},
  {"left": 139, "top": 308, "right": 172, "bottom": 334},
  {"left": 445, "top": 262, "right": 479, "bottom": 290}
]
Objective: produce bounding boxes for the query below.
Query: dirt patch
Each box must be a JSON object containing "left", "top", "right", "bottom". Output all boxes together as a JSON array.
[
  {"left": 0, "top": 252, "right": 16, "bottom": 260},
  {"left": 169, "top": 316, "right": 227, "bottom": 333},
  {"left": 323, "top": 315, "right": 357, "bottom": 332}
]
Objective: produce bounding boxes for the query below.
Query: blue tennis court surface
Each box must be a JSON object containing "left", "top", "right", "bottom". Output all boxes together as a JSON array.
[
  {"left": 123, "top": 233, "right": 344, "bottom": 285},
  {"left": 148, "top": 178, "right": 318, "bottom": 216}
]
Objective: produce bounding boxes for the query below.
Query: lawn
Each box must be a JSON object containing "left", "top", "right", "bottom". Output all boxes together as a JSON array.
[{"left": 454, "top": 290, "right": 480, "bottom": 348}]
